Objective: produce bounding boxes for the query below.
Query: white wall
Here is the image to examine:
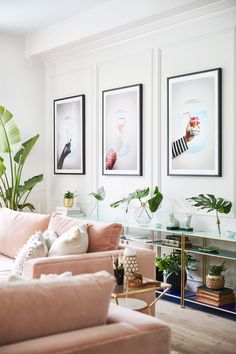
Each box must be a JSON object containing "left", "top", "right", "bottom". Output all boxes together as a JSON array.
[
  {"left": 26, "top": 1, "right": 236, "bottom": 291},
  {"left": 42, "top": 8, "right": 236, "bottom": 230},
  {"left": 0, "top": 33, "right": 46, "bottom": 212}
]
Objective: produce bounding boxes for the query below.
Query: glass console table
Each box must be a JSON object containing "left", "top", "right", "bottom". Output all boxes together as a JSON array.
[
  {"left": 121, "top": 222, "right": 236, "bottom": 316},
  {"left": 73, "top": 215, "right": 236, "bottom": 316}
]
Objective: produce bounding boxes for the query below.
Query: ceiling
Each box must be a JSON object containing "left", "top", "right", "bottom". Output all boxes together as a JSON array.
[{"left": 0, "top": 0, "right": 112, "bottom": 36}]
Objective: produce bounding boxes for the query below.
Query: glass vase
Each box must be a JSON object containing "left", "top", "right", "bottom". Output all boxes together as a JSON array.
[{"left": 134, "top": 203, "right": 153, "bottom": 226}]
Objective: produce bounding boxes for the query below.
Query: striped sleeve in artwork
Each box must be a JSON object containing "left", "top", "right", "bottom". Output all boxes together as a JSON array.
[{"left": 172, "top": 136, "right": 188, "bottom": 158}]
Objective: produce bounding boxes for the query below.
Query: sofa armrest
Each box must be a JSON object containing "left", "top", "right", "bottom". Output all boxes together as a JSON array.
[
  {"left": 0, "top": 304, "right": 170, "bottom": 354},
  {"left": 23, "top": 247, "right": 155, "bottom": 280}
]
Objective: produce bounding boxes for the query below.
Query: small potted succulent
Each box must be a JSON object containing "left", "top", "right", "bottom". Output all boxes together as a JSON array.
[
  {"left": 206, "top": 262, "right": 227, "bottom": 289},
  {"left": 63, "top": 191, "right": 78, "bottom": 208}
]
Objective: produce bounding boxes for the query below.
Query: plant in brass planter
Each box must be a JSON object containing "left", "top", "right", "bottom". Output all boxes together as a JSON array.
[
  {"left": 63, "top": 191, "right": 78, "bottom": 208},
  {"left": 206, "top": 262, "right": 227, "bottom": 290}
]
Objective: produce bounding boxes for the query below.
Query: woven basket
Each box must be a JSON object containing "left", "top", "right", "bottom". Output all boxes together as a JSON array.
[{"left": 206, "top": 275, "right": 225, "bottom": 289}]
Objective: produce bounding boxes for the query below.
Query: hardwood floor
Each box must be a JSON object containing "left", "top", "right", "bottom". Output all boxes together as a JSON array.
[{"left": 156, "top": 299, "right": 236, "bottom": 354}]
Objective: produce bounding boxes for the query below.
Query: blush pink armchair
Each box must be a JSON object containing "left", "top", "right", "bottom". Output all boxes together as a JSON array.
[{"left": 0, "top": 272, "right": 171, "bottom": 354}]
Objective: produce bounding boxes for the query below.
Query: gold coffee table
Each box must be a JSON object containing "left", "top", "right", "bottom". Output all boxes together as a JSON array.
[{"left": 111, "top": 278, "right": 171, "bottom": 315}]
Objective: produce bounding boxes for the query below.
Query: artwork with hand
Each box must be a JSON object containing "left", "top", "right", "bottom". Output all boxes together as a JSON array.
[
  {"left": 168, "top": 69, "right": 221, "bottom": 176},
  {"left": 103, "top": 84, "right": 142, "bottom": 175},
  {"left": 54, "top": 95, "right": 85, "bottom": 174}
]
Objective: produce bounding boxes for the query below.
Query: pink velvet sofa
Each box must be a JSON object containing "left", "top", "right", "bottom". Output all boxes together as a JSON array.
[
  {"left": 0, "top": 272, "right": 171, "bottom": 354},
  {"left": 0, "top": 209, "right": 156, "bottom": 313}
]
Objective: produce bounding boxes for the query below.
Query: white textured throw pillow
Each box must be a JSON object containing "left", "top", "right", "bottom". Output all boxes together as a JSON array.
[
  {"left": 48, "top": 224, "right": 89, "bottom": 257},
  {"left": 12, "top": 231, "right": 48, "bottom": 276},
  {"left": 43, "top": 230, "right": 58, "bottom": 250}
]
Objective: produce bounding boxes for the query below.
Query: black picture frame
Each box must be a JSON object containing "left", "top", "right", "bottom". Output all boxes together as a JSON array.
[
  {"left": 167, "top": 68, "right": 222, "bottom": 177},
  {"left": 54, "top": 94, "right": 85, "bottom": 175},
  {"left": 102, "top": 84, "right": 143, "bottom": 176}
]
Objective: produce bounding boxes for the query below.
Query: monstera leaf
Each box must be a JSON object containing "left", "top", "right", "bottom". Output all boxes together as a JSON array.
[
  {"left": 187, "top": 194, "right": 232, "bottom": 234},
  {"left": 89, "top": 186, "right": 106, "bottom": 201},
  {"left": 0, "top": 105, "right": 43, "bottom": 211}
]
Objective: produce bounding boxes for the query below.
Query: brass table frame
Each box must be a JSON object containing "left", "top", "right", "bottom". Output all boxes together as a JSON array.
[{"left": 112, "top": 278, "right": 171, "bottom": 315}]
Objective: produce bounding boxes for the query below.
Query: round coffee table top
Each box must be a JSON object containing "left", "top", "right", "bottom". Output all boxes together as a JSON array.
[{"left": 111, "top": 298, "right": 147, "bottom": 311}]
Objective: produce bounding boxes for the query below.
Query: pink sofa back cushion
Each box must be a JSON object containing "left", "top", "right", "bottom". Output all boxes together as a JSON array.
[
  {"left": 0, "top": 271, "right": 114, "bottom": 346},
  {"left": 0, "top": 208, "right": 51, "bottom": 259},
  {"left": 48, "top": 214, "right": 122, "bottom": 252}
]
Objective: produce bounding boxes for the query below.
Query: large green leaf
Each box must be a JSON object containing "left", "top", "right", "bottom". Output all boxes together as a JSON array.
[
  {"left": 0, "top": 157, "right": 6, "bottom": 176},
  {"left": 148, "top": 186, "right": 163, "bottom": 212},
  {"left": 18, "top": 203, "right": 35, "bottom": 212},
  {"left": 89, "top": 186, "right": 105, "bottom": 201},
  {"left": 187, "top": 194, "right": 232, "bottom": 215},
  {"left": 0, "top": 107, "right": 21, "bottom": 152},
  {"left": 14, "top": 134, "right": 39, "bottom": 164},
  {"left": 17, "top": 174, "right": 43, "bottom": 196}
]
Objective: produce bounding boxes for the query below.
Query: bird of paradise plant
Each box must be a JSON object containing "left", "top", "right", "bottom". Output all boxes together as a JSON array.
[{"left": 0, "top": 105, "right": 43, "bottom": 211}]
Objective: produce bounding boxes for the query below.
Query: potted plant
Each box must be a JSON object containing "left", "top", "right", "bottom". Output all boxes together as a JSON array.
[
  {"left": 187, "top": 194, "right": 232, "bottom": 234},
  {"left": 110, "top": 186, "right": 163, "bottom": 225},
  {"left": 112, "top": 255, "right": 124, "bottom": 285},
  {"left": 156, "top": 251, "right": 198, "bottom": 293},
  {"left": 63, "top": 191, "right": 78, "bottom": 208},
  {"left": 206, "top": 261, "right": 227, "bottom": 289},
  {"left": 0, "top": 105, "right": 43, "bottom": 211},
  {"left": 89, "top": 186, "right": 105, "bottom": 218}
]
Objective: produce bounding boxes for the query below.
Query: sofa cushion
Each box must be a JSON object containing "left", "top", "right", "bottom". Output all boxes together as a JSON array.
[
  {"left": 12, "top": 232, "right": 48, "bottom": 276},
  {"left": 0, "top": 271, "right": 114, "bottom": 346},
  {"left": 0, "top": 208, "right": 51, "bottom": 258},
  {"left": 88, "top": 222, "right": 122, "bottom": 252},
  {"left": 48, "top": 214, "right": 122, "bottom": 252},
  {"left": 0, "top": 254, "right": 14, "bottom": 279},
  {"left": 48, "top": 225, "right": 88, "bottom": 257}
]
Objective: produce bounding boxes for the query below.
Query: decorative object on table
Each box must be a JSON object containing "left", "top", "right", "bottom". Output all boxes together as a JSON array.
[
  {"left": 102, "top": 84, "right": 143, "bottom": 176},
  {"left": 197, "top": 246, "right": 219, "bottom": 254},
  {"left": 156, "top": 251, "right": 198, "bottom": 293},
  {"left": 167, "top": 68, "right": 222, "bottom": 177},
  {"left": 180, "top": 214, "right": 193, "bottom": 231},
  {"left": 63, "top": 191, "right": 78, "bottom": 208},
  {"left": 166, "top": 213, "right": 180, "bottom": 230},
  {"left": 166, "top": 213, "right": 193, "bottom": 231},
  {"left": 89, "top": 186, "right": 105, "bottom": 219},
  {"left": 196, "top": 285, "right": 234, "bottom": 307},
  {"left": 55, "top": 206, "right": 84, "bottom": 218},
  {"left": 0, "top": 105, "right": 43, "bottom": 211},
  {"left": 110, "top": 186, "right": 163, "bottom": 226},
  {"left": 123, "top": 248, "right": 140, "bottom": 284},
  {"left": 54, "top": 95, "right": 85, "bottom": 175},
  {"left": 205, "top": 261, "right": 227, "bottom": 290},
  {"left": 187, "top": 194, "right": 232, "bottom": 234},
  {"left": 161, "top": 234, "right": 192, "bottom": 249},
  {"left": 112, "top": 255, "right": 124, "bottom": 285}
]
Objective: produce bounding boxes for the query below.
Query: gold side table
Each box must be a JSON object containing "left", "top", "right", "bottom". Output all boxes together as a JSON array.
[{"left": 111, "top": 278, "right": 171, "bottom": 315}]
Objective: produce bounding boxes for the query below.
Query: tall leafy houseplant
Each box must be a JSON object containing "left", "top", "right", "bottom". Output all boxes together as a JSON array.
[
  {"left": 0, "top": 106, "right": 43, "bottom": 211},
  {"left": 187, "top": 194, "right": 232, "bottom": 235}
]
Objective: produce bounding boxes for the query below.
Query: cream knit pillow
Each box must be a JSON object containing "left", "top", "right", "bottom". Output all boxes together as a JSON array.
[
  {"left": 43, "top": 230, "right": 58, "bottom": 250},
  {"left": 12, "top": 231, "right": 48, "bottom": 276},
  {"left": 48, "top": 224, "right": 89, "bottom": 257}
]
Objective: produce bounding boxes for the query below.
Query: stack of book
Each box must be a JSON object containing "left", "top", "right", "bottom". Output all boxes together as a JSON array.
[
  {"left": 55, "top": 206, "right": 84, "bottom": 218},
  {"left": 196, "top": 285, "right": 235, "bottom": 307},
  {"left": 162, "top": 235, "right": 192, "bottom": 248}
]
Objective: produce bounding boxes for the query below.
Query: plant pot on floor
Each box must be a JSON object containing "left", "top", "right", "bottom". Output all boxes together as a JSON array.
[{"left": 166, "top": 270, "right": 187, "bottom": 294}]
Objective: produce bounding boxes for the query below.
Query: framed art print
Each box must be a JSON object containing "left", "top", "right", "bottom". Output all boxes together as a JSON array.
[
  {"left": 54, "top": 94, "right": 85, "bottom": 174},
  {"left": 167, "top": 68, "right": 221, "bottom": 176},
  {"left": 102, "top": 84, "right": 143, "bottom": 176}
]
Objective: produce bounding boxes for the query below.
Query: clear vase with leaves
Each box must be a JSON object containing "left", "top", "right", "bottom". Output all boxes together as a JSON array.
[
  {"left": 110, "top": 186, "right": 163, "bottom": 226},
  {"left": 89, "top": 186, "right": 105, "bottom": 219}
]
